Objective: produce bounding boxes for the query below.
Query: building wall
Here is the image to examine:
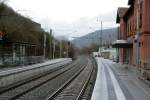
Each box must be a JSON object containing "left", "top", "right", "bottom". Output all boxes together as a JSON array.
[
  {"left": 121, "top": 10, "right": 134, "bottom": 65},
  {"left": 126, "top": 8, "right": 136, "bottom": 39},
  {"left": 119, "top": 0, "right": 150, "bottom": 78},
  {"left": 119, "top": 19, "right": 127, "bottom": 64},
  {"left": 126, "top": 13, "right": 135, "bottom": 65},
  {"left": 133, "top": 41, "right": 137, "bottom": 66},
  {"left": 140, "top": 34, "right": 150, "bottom": 61},
  {"left": 119, "top": 48, "right": 123, "bottom": 63},
  {"left": 118, "top": 0, "right": 150, "bottom": 67},
  {"left": 139, "top": 0, "right": 150, "bottom": 68},
  {"left": 120, "top": 19, "right": 127, "bottom": 39},
  {"left": 142, "top": 0, "right": 150, "bottom": 33},
  {"left": 119, "top": 48, "right": 127, "bottom": 64}
]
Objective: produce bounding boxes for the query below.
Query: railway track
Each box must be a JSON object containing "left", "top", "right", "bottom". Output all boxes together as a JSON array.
[
  {"left": 47, "top": 58, "right": 95, "bottom": 100},
  {"left": 0, "top": 58, "right": 79, "bottom": 99},
  {"left": 0, "top": 57, "right": 88, "bottom": 100},
  {"left": 0, "top": 59, "right": 71, "bottom": 93},
  {"left": 0, "top": 56, "right": 96, "bottom": 100},
  {"left": 81, "top": 58, "right": 98, "bottom": 100}
]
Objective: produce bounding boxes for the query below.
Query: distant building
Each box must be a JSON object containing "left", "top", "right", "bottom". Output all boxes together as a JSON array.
[
  {"left": 99, "top": 47, "right": 116, "bottom": 60},
  {"left": 113, "top": 0, "right": 150, "bottom": 72},
  {"left": 93, "top": 52, "right": 99, "bottom": 57}
]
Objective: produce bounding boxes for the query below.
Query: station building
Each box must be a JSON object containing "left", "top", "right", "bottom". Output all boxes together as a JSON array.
[{"left": 113, "top": 0, "right": 150, "bottom": 76}]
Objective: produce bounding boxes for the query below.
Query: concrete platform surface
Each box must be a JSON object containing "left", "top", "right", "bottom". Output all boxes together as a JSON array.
[{"left": 91, "top": 57, "right": 150, "bottom": 100}]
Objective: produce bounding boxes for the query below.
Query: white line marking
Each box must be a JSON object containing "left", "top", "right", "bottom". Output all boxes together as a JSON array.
[
  {"left": 100, "top": 59, "right": 109, "bottom": 100},
  {"left": 104, "top": 59, "right": 126, "bottom": 100},
  {"left": 91, "top": 58, "right": 108, "bottom": 100}
]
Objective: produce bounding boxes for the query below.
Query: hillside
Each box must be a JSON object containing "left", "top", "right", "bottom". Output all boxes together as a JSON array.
[
  {"left": 72, "top": 28, "right": 118, "bottom": 48},
  {"left": 0, "top": 3, "right": 46, "bottom": 45}
]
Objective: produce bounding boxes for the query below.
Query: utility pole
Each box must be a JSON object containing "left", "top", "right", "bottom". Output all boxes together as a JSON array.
[
  {"left": 53, "top": 38, "right": 55, "bottom": 59},
  {"left": 43, "top": 33, "right": 46, "bottom": 58},
  {"left": 49, "top": 29, "right": 52, "bottom": 59},
  {"left": 101, "top": 21, "right": 103, "bottom": 47},
  {"left": 99, "top": 20, "right": 103, "bottom": 55},
  {"left": 59, "top": 40, "right": 62, "bottom": 58},
  {"left": 66, "top": 42, "right": 68, "bottom": 58}
]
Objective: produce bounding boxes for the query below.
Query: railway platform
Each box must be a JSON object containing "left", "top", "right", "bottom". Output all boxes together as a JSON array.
[
  {"left": 91, "top": 57, "right": 150, "bottom": 100},
  {"left": 0, "top": 58, "right": 71, "bottom": 74},
  {"left": 0, "top": 58, "right": 72, "bottom": 91}
]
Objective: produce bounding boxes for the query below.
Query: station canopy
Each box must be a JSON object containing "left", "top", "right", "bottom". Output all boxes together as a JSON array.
[{"left": 112, "top": 40, "right": 133, "bottom": 48}]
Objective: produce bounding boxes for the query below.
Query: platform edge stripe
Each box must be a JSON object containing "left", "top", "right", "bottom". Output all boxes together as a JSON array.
[{"left": 105, "top": 60, "right": 126, "bottom": 100}]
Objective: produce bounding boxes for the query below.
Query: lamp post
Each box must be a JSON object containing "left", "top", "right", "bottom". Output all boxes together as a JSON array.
[{"left": 95, "top": 18, "right": 103, "bottom": 55}]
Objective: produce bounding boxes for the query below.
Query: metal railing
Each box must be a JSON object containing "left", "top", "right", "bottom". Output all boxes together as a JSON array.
[
  {"left": 0, "top": 56, "right": 44, "bottom": 66},
  {"left": 141, "top": 60, "right": 150, "bottom": 80}
]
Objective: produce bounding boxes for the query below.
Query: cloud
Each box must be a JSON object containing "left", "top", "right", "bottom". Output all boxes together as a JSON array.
[
  {"left": 7, "top": 0, "right": 128, "bottom": 39},
  {"left": 33, "top": 10, "right": 119, "bottom": 39}
]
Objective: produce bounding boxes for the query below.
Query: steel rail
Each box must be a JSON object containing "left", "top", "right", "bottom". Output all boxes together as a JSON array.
[
  {"left": 47, "top": 59, "right": 94, "bottom": 100},
  {"left": 46, "top": 61, "right": 88, "bottom": 100},
  {"left": 76, "top": 60, "right": 94, "bottom": 100},
  {"left": 0, "top": 60, "right": 82, "bottom": 100},
  {"left": 0, "top": 62, "right": 71, "bottom": 94},
  {"left": 10, "top": 62, "right": 82, "bottom": 100}
]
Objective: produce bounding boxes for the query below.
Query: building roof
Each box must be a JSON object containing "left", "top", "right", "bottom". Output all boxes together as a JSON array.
[
  {"left": 112, "top": 40, "right": 133, "bottom": 48},
  {"left": 123, "top": 6, "right": 133, "bottom": 21},
  {"left": 128, "top": 0, "right": 135, "bottom": 5},
  {"left": 116, "top": 7, "right": 128, "bottom": 23},
  {"left": 122, "top": 0, "right": 135, "bottom": 22}
]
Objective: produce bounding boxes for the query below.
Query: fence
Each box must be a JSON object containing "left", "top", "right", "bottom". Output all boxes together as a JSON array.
[
  {"left": 0, "top": 41, "right": 44, "bottom": 66},
  {"left": 0, "top": 55, "right": 44, "bottom": 66}
]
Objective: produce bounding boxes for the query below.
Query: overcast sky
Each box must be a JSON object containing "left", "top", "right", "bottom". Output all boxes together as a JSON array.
[{"left": 7, "top": 0, "right": 128, "bottom": 39}]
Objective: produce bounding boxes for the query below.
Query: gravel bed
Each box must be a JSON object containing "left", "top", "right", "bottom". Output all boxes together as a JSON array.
[
  {"left": 53, "top": 58, "right": 93, "bottom": 100},
  {"left": 17, "top": 58, "right": 87, "bottom": 100},
  {"left": 81, "top": 58, "right": 98, "bottom": 100},
  {"left": 0, "top": 59, "right": 82, "bottom": 100}
]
